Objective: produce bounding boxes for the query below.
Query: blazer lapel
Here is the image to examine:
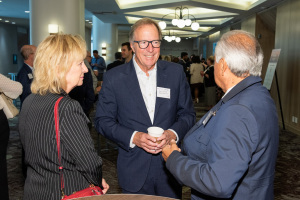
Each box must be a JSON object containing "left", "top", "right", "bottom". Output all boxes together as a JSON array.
[
  {"left": 123, "top": 61, "right": 152, "bottom": 125},
  {"left": 153, "top": 61, "right": 167, "bottom": 124}
]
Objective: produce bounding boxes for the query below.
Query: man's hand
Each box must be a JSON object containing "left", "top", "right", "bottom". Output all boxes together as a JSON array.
[
  {"left": 162, "top": 140, "right": 181, "bottom": 161},
  {"left": 133, "top": 132, "right": 160, "bottom": 154},
  {"left": 156, "top": 130, "right": 177, "bottom": 149},
  {"left": 101, "top": 178, "right": 109, "bottom": 194}
]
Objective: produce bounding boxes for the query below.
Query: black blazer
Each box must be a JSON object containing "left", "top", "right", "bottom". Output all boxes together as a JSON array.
[
  {"left": 17, "top": 63, "right": 33, "bottom": 105},
  {"left": 19, "top": 92, "right": 102, "bottom": 200}
]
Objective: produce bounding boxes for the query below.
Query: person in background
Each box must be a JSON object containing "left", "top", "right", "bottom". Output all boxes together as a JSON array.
[
  {"left": 19, "top": 34, "right": 108, "bottom": 200},
  {"left": 17, "top": 45, "right": 36, "bottom": 105},
  {"left": 69, "top": 66, "right": 95, "bottom": 119},
  {"left": 172, "top": 56, "right": 179, "bottom": 63},
  {"left": 189, "top": 56, "right": 204, "bottom": 103},
  {"left": 201, "top": 56, "right": 216, "bottom": 109},
  {"left": 162, "top": 30, "right": 279, "bottom": 200},
  {"left": 0, "top": 74, "right": 22, "bottom": 200},
  {"left": 107, "top": 52, "right": 124, "bottom": 71},
  {"left": 200, "top": 57, "right": 207, "bottom": 65},
  {"left": 179, "top": 52, "right": 191, "bottom": 82},
  {"left": 121, "top": 42, "right": 133, "bottom": 63},
  {"left": 85, "top": 51, "right": 98, "bottom": 91},
  {"left": 95, "top": 18, "right": 195, "bottom": 199},
  {"left": 91, "top": 50, "right": 106, "bottom": 84},
  {"left": 17, "top": 44, "right": 36, "bottom": 178}
]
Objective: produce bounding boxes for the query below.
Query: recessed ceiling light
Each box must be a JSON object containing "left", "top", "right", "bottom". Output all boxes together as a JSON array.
[
  {"left": 89, "top": 21, "right": 92, "bottom": 23},
  {"left": 12, "top": 22, "right": 16, "bottom": 24},
  {"left": 5, "top": 20, "right": 9, "bottom": 23},
  {"left": 25, "top": 11, "right": 30, "bottom": 13},
  {"left": 0, "top": 1, "right": 2, "bottom": 2},
  {"left": 85, "top": 20, "right": 89, "bottom": 21},
  {"left": 0, "top": 18, "right": 2, "bottom": 21}
]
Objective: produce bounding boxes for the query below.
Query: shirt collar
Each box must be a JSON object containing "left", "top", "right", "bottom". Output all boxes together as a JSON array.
[
  {"left": 222, "top": 85, "right": 234, "bottom": 99},
  {"left": 25, "top": 63, "right": 34, "bottom": 71}
]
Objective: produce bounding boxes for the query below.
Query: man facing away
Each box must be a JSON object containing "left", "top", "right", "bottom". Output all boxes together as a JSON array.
[
  {"left": 94, "top": 18, "right": 195, "bottom": 199},
  {"left": 17, "top": 45, "right": 36, "bottom": 105},
  {"left": 121, "top": 42, "right": 133, "bottom": 63},
  {"left": 162, "top": 30, "right": 279, "bottom": 200}
]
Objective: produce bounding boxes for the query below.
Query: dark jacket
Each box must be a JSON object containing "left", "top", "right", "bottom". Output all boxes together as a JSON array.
[{"left": 19, "top": 92, "right": 102, "bottom": 200}]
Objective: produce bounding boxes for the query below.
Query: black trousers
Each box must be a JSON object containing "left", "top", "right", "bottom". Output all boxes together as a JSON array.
[{"left": 0, "top": 109, "right": 10, "bottom": 200}]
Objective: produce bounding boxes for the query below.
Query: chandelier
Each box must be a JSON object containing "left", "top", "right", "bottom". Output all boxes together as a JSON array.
[
  {"left": 163, "top": 30, "right": 181, "bottom": 43},
  {"left": 158, "top": 6, "right": 200, "bottom": 31}
]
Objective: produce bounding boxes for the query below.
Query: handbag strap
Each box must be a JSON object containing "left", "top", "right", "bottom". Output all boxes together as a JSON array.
[{"left": 54, "top": 97, "right": 65, "bottom": 199}]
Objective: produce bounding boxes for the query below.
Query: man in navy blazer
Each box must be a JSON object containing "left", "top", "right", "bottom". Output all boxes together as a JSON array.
[
  {"left": 17, "top": 45, "right": 36, "bottom": 105},
  {"left": 95, "top": 18, "right": 195, "bottom": 198},
  {"left": 162, "top": 30, "right": 279, "bottom": 200}
]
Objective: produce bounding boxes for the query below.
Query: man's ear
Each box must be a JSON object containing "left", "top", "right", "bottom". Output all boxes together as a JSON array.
[
  {"left": 130, "top": 43, "right": 135, "bottom": 53},
  {"left": 221, "top": 59, "right": 229, "bottom": 76}
]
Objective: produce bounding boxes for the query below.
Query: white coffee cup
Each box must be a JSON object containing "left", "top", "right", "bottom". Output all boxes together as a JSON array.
[{"left": 147, "top": 127, "right": 164, "bottom": 142}]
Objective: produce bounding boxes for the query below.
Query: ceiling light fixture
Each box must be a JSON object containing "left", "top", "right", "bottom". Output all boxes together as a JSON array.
[
  {"left": 159, "top": 6, "right": 200, "bottom": 31},
  {"left": 25, "top": 11, "right": 30, "bottom": 13},
  {"left": 163, "top": 30, "right": 181, "bottom": 43}
]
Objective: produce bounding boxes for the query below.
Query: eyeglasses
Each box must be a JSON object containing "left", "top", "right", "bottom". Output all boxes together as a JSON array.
[{"left": 134, "top": 40, "right": 162, "bottom": 49}]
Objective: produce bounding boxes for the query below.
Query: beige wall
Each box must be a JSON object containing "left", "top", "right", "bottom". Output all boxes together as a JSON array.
[{"left": 272, "top": 0, "right": 300, "bottom": 134}]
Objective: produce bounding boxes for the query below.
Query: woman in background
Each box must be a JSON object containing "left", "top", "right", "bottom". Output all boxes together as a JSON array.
[
  {"left": 19, "top": 34, "right": 108, "bottom": 200},
  {"left": 189, "top": 56, "right": 204, "bottom": 103},
  {"left": 201, "top": 56, "right": 216, "bottom": 109},
  {"left": 0, "top": 74, "right": 22, "bottom": 200}
]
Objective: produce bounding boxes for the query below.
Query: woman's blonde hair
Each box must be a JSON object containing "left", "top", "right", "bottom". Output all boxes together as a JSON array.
[{"left": 31, "top": 34, "right": 87, "bottom": 95}]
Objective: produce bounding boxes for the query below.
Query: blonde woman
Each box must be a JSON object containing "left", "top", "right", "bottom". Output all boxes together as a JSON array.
[{"left": 19, "top": 34, "right": 108, "bottom": 200}]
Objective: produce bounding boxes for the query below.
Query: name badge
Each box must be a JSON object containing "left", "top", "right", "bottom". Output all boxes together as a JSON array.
[
  {"left": 28, "top": 73, "right": 33, "bottom": 79},
  {"left": 157, "top": 87, "right": 170, "bottom": 99}
]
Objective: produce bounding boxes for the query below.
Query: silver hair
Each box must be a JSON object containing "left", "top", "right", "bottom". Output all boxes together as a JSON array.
[
  {"left": 215, "top": 30, "right": 263, "bottom": 77},
  {"left": 129, "top": 18, "right": 162, "bottom": 43}
]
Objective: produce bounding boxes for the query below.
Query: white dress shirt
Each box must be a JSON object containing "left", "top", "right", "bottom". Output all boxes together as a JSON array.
[{"left": 129, "top": 55, "right": 178, "bottom": 148}]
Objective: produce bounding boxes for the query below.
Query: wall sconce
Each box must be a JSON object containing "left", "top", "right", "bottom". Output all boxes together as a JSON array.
[
  {"left": 48, "top": 24, "right": 59, "bottom": 35},
  {"left": 101, "top": 43, "right": 107, "bottom": 57}
]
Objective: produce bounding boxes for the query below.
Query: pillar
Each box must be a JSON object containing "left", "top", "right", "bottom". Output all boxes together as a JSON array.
[
  {"left": 30, "top": 0, "right": 85, "bottom": 46},
  {"left": 92, "top": 16, "right": 118, "bottom": 65}
]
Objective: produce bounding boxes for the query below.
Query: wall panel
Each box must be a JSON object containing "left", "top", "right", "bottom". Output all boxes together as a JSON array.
[{"left": 274, "top": 0, "right": 300, "bottom": 133}]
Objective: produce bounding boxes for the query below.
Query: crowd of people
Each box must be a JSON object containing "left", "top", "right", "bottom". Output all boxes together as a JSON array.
[{"left": 0, "top": 17, "right": 279, "bottom": 200}]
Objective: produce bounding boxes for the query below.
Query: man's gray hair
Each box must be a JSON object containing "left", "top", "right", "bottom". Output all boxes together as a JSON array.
[
  {"left": 129, "top": 18, "right": 162, "bottom": 43},
  {"left": 215, "top": 30, "right": 263, "bottom": 77},
  {"left": 20, "top": 45, "right": 35, "bottom": 60}
]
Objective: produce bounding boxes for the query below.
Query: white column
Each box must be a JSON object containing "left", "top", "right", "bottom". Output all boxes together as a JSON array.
[
  {"left": 92, "top": 16, "right": 118, "bottom": 65},
  {"left": 30, "top": 0, "right": 85, "bottom": 46}
]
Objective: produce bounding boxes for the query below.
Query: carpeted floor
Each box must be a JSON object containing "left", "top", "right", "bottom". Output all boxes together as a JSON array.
[{"left": 6, "top": 98, "right": 300, "bottom": 199}]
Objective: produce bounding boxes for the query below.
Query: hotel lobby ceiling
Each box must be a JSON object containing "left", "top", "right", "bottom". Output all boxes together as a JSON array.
[{"left": 0, "top": 0, "right": 286, "bottom": 38}]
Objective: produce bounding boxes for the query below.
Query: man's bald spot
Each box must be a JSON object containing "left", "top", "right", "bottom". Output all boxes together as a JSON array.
[
  {"left": 21, "top": 45, "right": 36, "bottom": 60},
  {"left": 227, "top": 33, "right": 256, "bottom": 56}
]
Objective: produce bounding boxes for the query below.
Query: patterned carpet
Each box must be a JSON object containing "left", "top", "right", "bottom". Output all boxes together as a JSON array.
[{"left": 6, "top": 98, "right": 300, "bottom": 199}]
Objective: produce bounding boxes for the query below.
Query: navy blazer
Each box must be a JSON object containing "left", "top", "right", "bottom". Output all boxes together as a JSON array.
[
  {"left": 166, "top": 76, "right": 279, "bottom": 200},
  {"left": 69, "top": 69, "right": 95, "bottom": 116},
  {"left": 95, "top": 59, "right": 195, "bottom": 192},
  {"left": 17, "top": 63, "right": 33, "bottom": 104}
]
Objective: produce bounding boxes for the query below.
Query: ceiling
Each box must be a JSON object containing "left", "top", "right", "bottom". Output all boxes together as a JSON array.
[{"left": 0, "top": 0, "right": 286, "bottom": 38}]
